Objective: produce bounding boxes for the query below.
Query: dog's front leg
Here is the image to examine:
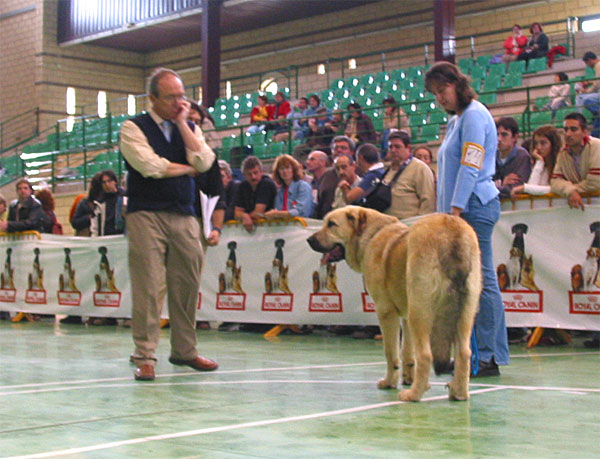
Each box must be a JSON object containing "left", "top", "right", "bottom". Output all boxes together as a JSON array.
[
  {"left": 376, "top": 308, "right": 401, "bottom": 390},
  {"left": 400, "top": 318, "right": 415, "bottom": 385}
]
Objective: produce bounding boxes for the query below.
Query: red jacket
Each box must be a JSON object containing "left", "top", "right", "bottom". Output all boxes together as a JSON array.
[
  {"left": 503, "top": 35, "right": 528, "bottom": 56},
  {"left": 250, "top": 104, "right": 275, "bottom": 124}
]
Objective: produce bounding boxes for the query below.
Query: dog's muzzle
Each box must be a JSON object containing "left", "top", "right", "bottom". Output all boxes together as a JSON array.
[{"left": 307, "top": 236, "right": 345, "bottom": 262}]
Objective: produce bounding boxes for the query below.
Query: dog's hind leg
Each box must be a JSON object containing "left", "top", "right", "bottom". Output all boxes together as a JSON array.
[
  {"left": 400, "top": 318, "right": 415, "bottom": 386},
  {"left": 399, "top": 311, "right": 432, "bottom": 402},
  {"left": 376, "top": 308, "right": 401, "bottom": 390}
]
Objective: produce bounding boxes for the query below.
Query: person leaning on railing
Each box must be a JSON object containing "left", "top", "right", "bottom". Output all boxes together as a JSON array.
[{"left": 0, "top": 178, "right": 49, "bottom": 234}]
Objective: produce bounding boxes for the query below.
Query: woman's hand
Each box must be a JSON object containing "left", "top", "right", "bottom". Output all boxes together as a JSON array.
[{"left": 510, "top": 185, "right": 525, "bottom": 199}]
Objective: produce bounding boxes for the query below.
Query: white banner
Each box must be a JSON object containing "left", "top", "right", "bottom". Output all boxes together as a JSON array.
[{"left": 1, "top": 199, "right": 599, "bottom": 331}]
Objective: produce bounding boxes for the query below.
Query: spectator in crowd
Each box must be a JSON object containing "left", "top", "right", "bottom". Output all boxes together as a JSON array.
[
  {"left": 493, "top": 117, "right": 532, "bottom": 200},
  {"left": 0, "top": 194, "right": 8, "bottom": 222},
  {"left": 274, "top": 97, "right": 309, "bottom": 142},
  {"left": 413, "top": 145, "right": 434, "bottom": 167},
  {"left": 551, "top": 112, "right": 600, "bottom": 210},
  {"left": 35, "top": 188, "right": 63, "bottom": 234},
  {"left": 381, "top": 97, "right": 410, "bottom": 154},
  {"left": 0, "top": 179, "right": 49, "bottom": 234},
  {"left": 328, "top": 110, "right": 346, "bottom": 136},
  {"left": 501, "top": 24, "right": 528, "bottom": 66},
  {"left": 305, "top": 150, "right": 338, "bottom": 219},
  {"left": 271, "top": 91, "right": 292, "bottom": 137},
  {"left": 340, "top": 143, "right": 385, "bottom": 205},
  {"left": 248, "top": 95, "right": 274, "bottom": 134},
  {"left": 293, "top": 107, "right": 335, "bottom": 161},
  {"left": 382, "top": 130, "right": 436, "bottom": 220},
  {"left": 543, "top": 72, "right": 570, "bottom": 115},
  {"left": 188, "top": 101, "right": 218, "bottom": 149},
  {"left": 330, "top": 135, "right": 356, "bottom": 161},
  {"left": 576, "top": 52, "right": 600, "bottom": 137},
  {"left": 517, "top": 22, "right": 549, "bottom": 62},
  {"left": 218, "top": 159, "right": 240, "bottom": 222},
  {"left": 119, "top": 67, "right": 218, "bottom": 381},
  {"left": 71, "top": 173, "right": 104, "bottom": 236},
  {"left": 425, "top": 61, "right": 509, "bottom": 377},
  {"left": 332, "top": 154, "right": 361, "bottom": 210},
  {"left": 91, "top": 170, "right": 126, "bottom": 237},
  {"left": 344, "top": 102, "right": 377, "bottom": 144},
  {"left": 264, "top": 154, "right": 313, "bottom": 219},
  {"left": 511, "top": 125, "right": 561, "bottom": 197},
  {"left": 234, "top": 155, "right": 277, "bottom": 232}
]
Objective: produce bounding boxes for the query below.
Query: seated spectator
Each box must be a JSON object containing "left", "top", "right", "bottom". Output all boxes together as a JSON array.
[
  {"left": 189, "top": 101, "right": 218, "bottom": 149},
  {"left": 332, "top": 154, "right": 361, "bottom": 210},
  {"left": 344, "top": 102, "right": 377, "bottom": 145},
  {"left": 0, "top": 194, "right": 7, "bottom": 222},
  {"left": 35, "top": 188, "right": 63, "bottom": 234},
  {"left": 71, "top": 173, "right": 103, "bottom": 236},
  {"left": 382, "top": 130, "right": 436, "bottom": 219},
  {"left": 381, "top": 97, "right": 411, "bottom": 154},
  {"left": 340, "top": 143, "right": 385, "bottom": 204},
  {"left": 576, "top": 52, "right": 600, "bottom": 138},
  {"left": 218, "top": 159, "right": 240, "bottom": 222},
  {"left": 91, "top": 170, "right": 126, "bottom": 236},
  {"left": 0, "top": 179, "right": 49, "bottom": 234},
  {"left": 543, "top": 72, "right": 570, "bottom": 114},
  {"left": 264, "top": 154, "right": 313, "bottom": 219},
  {"left": 247, "top": 95, "right": 274, "bottom": 134},
  {"left": 551, "top": 112, "right": 600, "bottom": 210},
  {"left": 306, "top": 150, "right": 339, "bottom": 219},
  {"left": 330, "top": 135, "right": 356, "bottom": 161},
  {"left": 328, "top": 110, "right": 346, "bottom": 136},
  {"left": 511, "top": 125, "right": 561, "bottom": 197},
  {"left": 233, "top": 155, "right": 277, "bottom": 232},
  {"left": 501, "top": 24, "right": 528, "bottom": 66},
  {"left": 274, "top": 97, "right": 309, "bottom": 142},
  {"left": 413, "top": 145, "right": 434, "bottom": 168},
  {"left": 493, "top": 117, "right": 532, "bottom": 200},
  {"left": 517, "top": 22, "right": 549, "bottom": 62},
  {"left": 271, "top": 91, "right": 292, "bottom": 136}
]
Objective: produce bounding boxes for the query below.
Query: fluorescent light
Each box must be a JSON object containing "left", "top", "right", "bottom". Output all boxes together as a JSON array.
[{"left": 582, "top": 18, "right": 600, "bottom": 32}]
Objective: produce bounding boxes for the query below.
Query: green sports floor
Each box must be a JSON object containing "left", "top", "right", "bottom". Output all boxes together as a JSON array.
[{"left": 0, "top": 320, "right": 598, "bottom": 458}]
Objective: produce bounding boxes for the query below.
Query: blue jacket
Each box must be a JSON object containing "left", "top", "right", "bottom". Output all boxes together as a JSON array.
[
  {"left": 437, "top": 100, "right": 499, "bottom": 213},
  {"left": 274, "top": 180, "right": 314, "bottom": 217}
]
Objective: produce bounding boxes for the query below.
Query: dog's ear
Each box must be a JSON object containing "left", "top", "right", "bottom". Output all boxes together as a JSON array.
[{"left": 345, "top": 208, "right": 368, "bottom": 236}]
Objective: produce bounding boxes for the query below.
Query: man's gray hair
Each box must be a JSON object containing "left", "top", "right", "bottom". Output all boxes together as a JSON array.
[
  {"left": 331, "top": 135, "right": 356, "bottom": 152},
  {"left": 147, "top": 67, "right": 181, "bottom": 97}
]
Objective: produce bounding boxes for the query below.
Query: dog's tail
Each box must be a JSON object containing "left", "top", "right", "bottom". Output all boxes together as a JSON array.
[{"left": 432, "top": 237, "right": 480, "bottom": 376}]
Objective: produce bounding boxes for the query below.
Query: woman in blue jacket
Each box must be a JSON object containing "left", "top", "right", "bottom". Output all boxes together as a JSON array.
[
  {"left": 264, "top": 154, "right": 313, "bottom": 219},
  {"left": 425, "top": 61, "right": 509, "bottom": 377}
]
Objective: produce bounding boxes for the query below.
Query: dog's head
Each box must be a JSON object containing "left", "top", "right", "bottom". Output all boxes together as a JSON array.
[
  {"left": 509, "top": 247, "right": 522, "bottom": 258},
  {"left": 307, "top": 206, "right": 371, "bottom": 263}
]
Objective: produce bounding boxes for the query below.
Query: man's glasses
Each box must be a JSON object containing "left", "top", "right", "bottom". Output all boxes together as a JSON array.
[{"left": 160, "top": 94, "right": 187, "bottom": 103}]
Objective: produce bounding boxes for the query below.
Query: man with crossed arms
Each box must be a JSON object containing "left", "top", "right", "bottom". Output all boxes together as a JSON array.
[{"left": 120, "top": 68, "right": 218, "bottom": 381}]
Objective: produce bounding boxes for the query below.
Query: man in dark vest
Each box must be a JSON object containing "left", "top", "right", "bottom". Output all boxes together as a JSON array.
[{"left": 119, "top": 67, "right": 218, "bottom": 381}]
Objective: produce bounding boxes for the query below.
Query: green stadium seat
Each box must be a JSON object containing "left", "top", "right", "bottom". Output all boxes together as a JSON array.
[
  {"left": 408, "top": 86, "right": 425, "bottom": 101},
  {"left": 476, "top": 54, "right": 493, "bottom": 68},
  {"left": 501, "top": 72, "right": 522, "bottom": 89},
  {"left": 419, "top": 124, "right": 440, "bottom": 142},
  {"left": 458, "top": 58, "right": 474, "bottom": 74},
  {"left": 409, "top": 114, "right": 426, "bottom": 128},
  {"left": 529, "top": 110, "right": 553, "bottom": 130},
  {"left": 331, "top": 78, "right": 345, "bottom": 90},
  {"left": 391, "top": 68, "right": 407, "bottom": 81},
  {"left": 406, "top": 66, "right": 423, "bottom": 80},
  {"left": 534, "top": 96, "right": 550, "bottom": 110},
  {"left": 429, "top": 111, "right": 448, "bottom": 124},
  {"left": 360, "top": 73, "right": 375, "bottom": 87},
  {"left": 478, "top": 92, "right": 497, "bottom": 106},
  {"left": 526, "top": 57, "right": 547, "bottom": 74},
  {"left": 375, "top": 71, "right": 390, "bottom": 84},
  {"left": 508, "top": 60, "right": 526, "bottom": 74},
  {"left": 488, "top": 64, "right": 506, "bottom": 78},
  {"left": 470, "top": 65, "right": 486, "bottom": 80},
  {"left": 483, "top": 76, "right": 501, "bottom": 92},
  {"left": 554, "top": 106, "right": 575, "bottom": 126},
  {"left": 585, "top": 65, "right": 595, "bottom": 79}
]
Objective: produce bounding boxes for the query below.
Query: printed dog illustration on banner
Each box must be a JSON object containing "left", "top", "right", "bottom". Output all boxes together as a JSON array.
[
  {"left": 59, "top": 248, "right": 79, "bottom": 292},
  {"left": 308, "top": 206, "right": 481, "bottom": 402},
  {"left": 1, "top": 248, "right": 15, "bottom": 290},
  {"left": 312, "top": 258, "right": 339, "bottom": 293},
  {"left": 572, "top": 222, "right": 600, "bottom": 292},
  {"left": 497, "top": 223, "right": 539, "bottom": 291},
  {"left": 219, "top": 241, "right": 243, "bottom": 293},
  {"left": 94, "top": 246, "right": 119, "bottom": 292},
  {"left": 264, "top": 239, "right": 292, "bottom": 294},
  {"left": 27, "top": 248, "right": 44, "bottom": 291}
]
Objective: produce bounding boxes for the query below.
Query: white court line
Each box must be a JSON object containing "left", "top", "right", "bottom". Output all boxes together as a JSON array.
[
  {"left": 0, "top": 361, "right": 385, "bottom": 391},
  {"left": 1, "top": 351, "right": 597, "bottom": 391},
  {"left": 6, "top": 386, "right": 506, "bottom": 459}
]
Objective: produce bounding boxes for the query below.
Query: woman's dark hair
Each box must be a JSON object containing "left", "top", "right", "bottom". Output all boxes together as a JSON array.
[
  {"left": 556, "top": 72, "right": 568, "bottom": 82},
  {"left": 532, "top": 125, "right": 561, "bottom": 175},
  {"left": 347, "top": 102, "right": 362, "bottom": 117},
  {"left": 424, "top": 61, "right": 476, "bottom": 115},
  {"left": 189, "top": 101, "right": 215, "bottom": 126},
  {"left": 309, "top": 94, "right": 321, "bottom": 105},
  {"left": 257, "top": 95, "right": 268, "bottom": 104},
  {"left": 529, "top": 22, "right": 543, "bottom": 34},
  {"left": 35, "top": 189, "right": 55, "bottom": 211},
  {"left": 88, "top": 172, "right": 104, "bottom": 202}
]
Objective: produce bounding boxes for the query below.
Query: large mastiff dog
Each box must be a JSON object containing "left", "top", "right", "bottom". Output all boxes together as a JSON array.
[{"left": 307, "top": 206, "right": 481, "bottom": 402}]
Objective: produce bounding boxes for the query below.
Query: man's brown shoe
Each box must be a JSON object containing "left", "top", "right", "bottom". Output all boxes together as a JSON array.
[
  {"left": 169, "top": 355, "right": 218, "bottom": 371},
  {"left": 134, "top": 364, "right": 155, "bottom": 381}
]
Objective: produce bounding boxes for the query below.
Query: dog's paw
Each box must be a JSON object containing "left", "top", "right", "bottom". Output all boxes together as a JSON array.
[
  {"left": 401, "top": 377, "right": 413, "bottom": 386},
  {"left": 399, "top": 389, "right": 421, "bottom": 402},
  {"left": 446, "top": 382, "right": 469, "bottom": 401},
  {"left": 377, "top": 378, "right": 397, "bottom": 390}
]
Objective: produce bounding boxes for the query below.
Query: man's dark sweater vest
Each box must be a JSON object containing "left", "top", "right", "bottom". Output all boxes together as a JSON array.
[{"left": 126, "top": 114, "right": 196, "bottom": 215}]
